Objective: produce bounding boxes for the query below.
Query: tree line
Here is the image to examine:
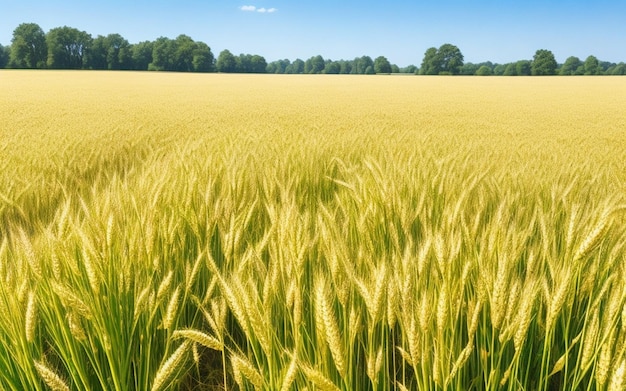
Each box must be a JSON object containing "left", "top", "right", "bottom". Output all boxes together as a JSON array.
[
  {"left": 420, "top": 44, "right": 626, "bottom": 76},
  {"left": 1, "top": 23, "right": 625, "bottom": 75}
]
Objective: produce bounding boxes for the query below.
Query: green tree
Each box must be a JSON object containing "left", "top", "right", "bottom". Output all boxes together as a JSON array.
[
  {"left": 611, "top": 63, "right": 626, "bottom": 75},
  {"left": 267, "top": 59, "right": 290, "bottom": 74},
  {"left": 216, "top": 49, "right": 237, "bottom": 72},
  {"left": 516, "top": 60, "right": 532, "bottom": 75},
  {"left": 461, "top": 63, "right": 479, "bottom": 75},
  {"left": 88, "top": 35, "right": 108, "bottom": 69},
  {"left": 420, "top": 44, "right": 464, "bottom": 75},
  {"left": 420, "top": 47, "right": 439, "bottom": 74},
  {"left": 174, "top": 34, "right": 196, "bottom": 71},
  {"left": 391, "top": 64, "right": 400, "bottom": 73},
  {"left": 249, "top": 55, "right": 267, "bottom": 73},
  {"left": 46, "top": 26, "right": 92, "bottom": 69},
  {"left": 287, "top": 59, "right": 304, "bottom": 74},
  {"left": 436, "top": 44, "right": 464, "bottom": 75},
  {"left": 149, "top": 37, "right": 175, "bottom": 71},
  {"left": 324, "top": 61, "right": 341, "bottom": 74},
  {"left": 9, "top": 23, "right": 47, "bottom": 68},
  {"left": 131, "top": 41, "right": 153, "bottom": 70},
  {"left": 106, "top": 34, "right": 131, "bottom": 69},
  {"left": 531, "top": 49, "right": 557, "bottom": 75},
  {"left": 503, "top": 63, "right": 517, "bottom": 75},
  {"left": 192, "top": 42, "right": 214, "bottom": 72},
  {"left": 493, "top": 64, "right": 506, "bottom": 75},
  {"left": 374, "top": 56, "right": 391, "bottom": 73},
  {"left": 304, "top": 55, "right": 325, "bottom": 74},
  {"left": 352, "top": 56, "right": 373, "bottom": 74},
  {"left": 476, "top": 65, "right": 492, "bottom": 76},
  {"left": 599, "top": 61, "right": 613, "bottom": 73},
  {"left": 339, "top": 60, "right": 352, "bottom": 74},
  {"left": 560, "top": 56, "right": 583, "bottom": 75},
  {"left": 583, "top": 55, "right": 601, "bottom": 75},
  {"left": 236, "top": 54, "right": 251, "bottom": 72},
  {"left": 400, "top": 65, "right": 418, "bottom": 74},
  {"left": 88, "top": 33, "right": 131, "bottom": 70},
  {"left": 0, "top": 44, "right": 9, "bottom": 68}
]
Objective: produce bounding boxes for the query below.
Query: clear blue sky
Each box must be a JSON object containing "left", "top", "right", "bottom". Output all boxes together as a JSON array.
[{"left": 1, "top": 0, "right": 625, "bottom": 66}]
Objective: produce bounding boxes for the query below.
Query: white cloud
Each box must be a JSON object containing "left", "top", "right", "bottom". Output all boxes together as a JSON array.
[{"left": 239, "top": 5, "right": 277, "bottom": 13}]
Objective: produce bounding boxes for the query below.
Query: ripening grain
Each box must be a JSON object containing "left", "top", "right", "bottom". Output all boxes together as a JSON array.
[{"left": 1, "top": 71, "right": 626, "bottom": 390}]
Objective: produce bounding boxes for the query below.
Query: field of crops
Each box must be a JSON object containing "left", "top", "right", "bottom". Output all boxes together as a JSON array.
[{"left": 1, "top": 71, "right": 625, "bottom": 390}]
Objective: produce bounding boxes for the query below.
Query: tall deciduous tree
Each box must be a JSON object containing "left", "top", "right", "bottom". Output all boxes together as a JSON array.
[
  {"left": 476, "top": 65, "right": 492, "bottom": 76},
  {"left": 560, "top": 56, "right": 583, "bottom": 75},
  {"left": 149, "top": 37, "right": 175, "bottom": 71},
  {"left": 131, "top": 41, "right": 153, "bottom": 70},
  {"left": 216, "top": 49, "right": 237, "bottom": 72},
  {"left": 437, "top": 44, "right": 464, "bottom": 74},
  {"left": 420, "top": 44, "right": 464, "bottom": 75},
  {"left": 612, "top": 63, "right": 626, "bottom": 75},
  {"left": 88, "top": 34, "right": 131, "bottom": 70},
  {"left": 46, "top": 26, "right": 92, "bottom": 69},
  {"left": 503, "top": 63, "right": 517, "bottom": 75},
  {"left": 516, "top": 60, "right": 532, "bottom": 75},
  {"left": 420, "top": 47, "right": 439, "bottom": 74},
  {"left": 304, "top": 55, "right": 325, "bottom": 74},
  {"left": 323, "top": 61, "right": 340, "bottom": 74},
  {"left": 105, "top": 33, "right": 132, "bottom": 70},
  {"left": 583, "top": 55, "right": 601, "bottom": 75},
  {"left": 374, "top": 56, "right": 391, "bottom": 74},
  {"left": 351, "top": 56, "right": 373, "bottom": 74},
  {"left": 531, "top": 49, "right": 557, "bottom": 75},
  {"left": 174, "top": 34, "right": 197, "bottom": 72},
  {"left": 287, "top": 59, "right": 304, "bottom": 74},
  {"left": 9, "top": 23, "right": 47, "bottom": 68},
  {"left": 192, "top": 42, "right": 214, "bottom": 72}
]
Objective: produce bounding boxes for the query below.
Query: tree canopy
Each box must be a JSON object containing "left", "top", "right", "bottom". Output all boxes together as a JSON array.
[
  {"left": 420, "top": 44, "right": 464, "bottom": 75},
  {"left": 531, "top": 49, "right": 558, "bottom": 75},
  {"left": 9, "top": 23, "right": 47, "bottom": 68},
  {"left": 46, "top": 26, "right": 92, "bottom": 69},
  {"left": 374, "top": 56, "right": 392, "bottom": 74}
]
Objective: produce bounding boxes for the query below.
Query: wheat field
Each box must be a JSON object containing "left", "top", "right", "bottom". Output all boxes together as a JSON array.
[{"left": 1, "top": 71, "right": 626, "bottom": 390}]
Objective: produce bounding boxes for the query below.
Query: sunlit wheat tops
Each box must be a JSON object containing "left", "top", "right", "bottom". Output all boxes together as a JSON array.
[{"left": 1, "top": 71, "right": 625, "bottom": 390}]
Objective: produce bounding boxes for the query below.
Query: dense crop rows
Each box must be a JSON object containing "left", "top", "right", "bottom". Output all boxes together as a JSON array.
[{"left": 1, "top": 71, "right": 626, "bottom": 390}]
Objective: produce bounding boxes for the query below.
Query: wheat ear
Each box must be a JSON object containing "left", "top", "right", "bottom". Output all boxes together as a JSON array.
[
  {"left": 25, "top": 290, "right": 37, "bottom": 342},
  {"left": 151, "top": 341, "right": 190, "bottom": 391},
  {"left": 173, "top": 329, "right": 223, "bottom": 351},
  {"left": 34, "top": 361, "right": 70, "bottom": 391}
]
